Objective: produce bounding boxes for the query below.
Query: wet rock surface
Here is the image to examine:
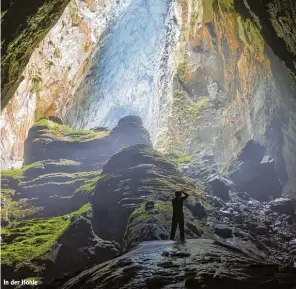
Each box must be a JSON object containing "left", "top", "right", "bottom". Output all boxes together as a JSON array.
[
  {"left": 2, "top": 119, "right": 296, "bottom": 288},
  {"left": 44, "top": 239, "right": 296, "bottom": 289}
]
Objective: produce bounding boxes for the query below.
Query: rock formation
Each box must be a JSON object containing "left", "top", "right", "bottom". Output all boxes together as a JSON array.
[
  {"left": 1, "top": 0, "right": 296, "bottom": 287},
  {"left": 1, "top": 117, "right": 296, "bottom": 288},
  {"left": 1, "top": 0, "right": 71, "bottom": 107},
  {"left": 1, "top": 0, "right": 128, "bottom": 169},
  {"left": 165, "top": 0, "right": 296, "bottom": 197},
  {"left": 1, "top": 1, "right": 296, "bottom": 202}
]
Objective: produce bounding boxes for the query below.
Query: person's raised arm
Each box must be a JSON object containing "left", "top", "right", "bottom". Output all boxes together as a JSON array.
[{"left": 181, "top": 192, "right": 189, "bottom": 200}]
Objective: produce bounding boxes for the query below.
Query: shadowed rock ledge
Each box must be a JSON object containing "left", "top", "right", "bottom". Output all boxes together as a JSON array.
[{"left": 1, "top": 116, "right": 296, "bottom": 288}]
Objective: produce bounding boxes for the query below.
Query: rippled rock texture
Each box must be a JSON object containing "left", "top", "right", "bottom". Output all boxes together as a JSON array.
[
  {"left": 1, "top": 0, "right": 296, "bottom": 194},
  {"left": 2, "top": 116, "right": 296, "bottom": 288},
  {"left": 45, "top": 239, "right": 296, "bottom": 289},
  {"left": 165, "top": 0, "right": 296, "bottom": 197},
  {"left": 1, "top": 116, "right": 151, "bottom": 283}
]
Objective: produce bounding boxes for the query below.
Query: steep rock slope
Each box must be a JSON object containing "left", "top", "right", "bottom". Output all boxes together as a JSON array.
[
  {"left": 234, "top": 0, "right": 296, "bottom": 79},
  {"left": 1, "top": 116, "right": 151, "bottom": 284},
  {"left": 91, "top": 144, "right": 207, "bottom": 247},
  {"left": 65, "top": 0, "right": 178, "bottom": 144},
  {"left": 164, "top": 0, "right": 296, "bottom": 197},
  {"left": 1, "top": 0, "right": 71, "bottom": 107},
  {"left": 0, "top": 0, "right": 127, "bottom": 170},
  {"left": 2, "top": 116, "right": 296, "bottom": 288}
]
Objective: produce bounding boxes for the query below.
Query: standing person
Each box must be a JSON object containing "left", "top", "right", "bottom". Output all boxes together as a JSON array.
[{"left": 170, "top": 191, "right": 189, "bottom": 242}]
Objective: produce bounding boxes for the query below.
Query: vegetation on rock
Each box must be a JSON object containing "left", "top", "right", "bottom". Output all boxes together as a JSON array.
[
  {"left": 32, "top": 119, "right": 110, "bottom": 143},
  {"left": 1, "top": 203, "right": 91, "bottom": 268},
  {"left": 1, "top": 0, "right": 71, "bottom": 107}
]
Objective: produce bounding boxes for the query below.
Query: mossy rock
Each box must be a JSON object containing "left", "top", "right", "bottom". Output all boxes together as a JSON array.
[
  {"left": 92, "top": 145, "right": 206, "bottom": 245},
  {"left": 103, "top": 144, "right": 176, "bottom": 174},
  {"left": 2, "top": 159, "right": 101, "bottom": 219},
  {"left": 23, "top": 116, "right": 151, "bottom": 166},
  {"left": 1, "top": 0, "right": 71, "bottom": 107},
  {"left": 1, "top": 203, "right": 118, "bottom": 283},
  {"left": 1, "top": 203, "right": 91, "bottom": 267},
  {"left": 23, "top": 119, "right": 110, "bottom": 165}
]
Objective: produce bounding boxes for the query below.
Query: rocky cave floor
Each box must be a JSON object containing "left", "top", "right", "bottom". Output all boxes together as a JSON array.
[{"left": 1, "top": 116, "right": 296, "bottom": 289}]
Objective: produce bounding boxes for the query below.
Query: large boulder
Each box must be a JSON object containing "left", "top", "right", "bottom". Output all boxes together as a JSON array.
[
  {"left": 1, "top": 204, "right": 118, "bottom": 285},
  {"left": 235, "top": 140, "right": 266, "bottom": 164},
  {"left": 269, "top": 198, "right": 296, "bottom": 215},
  {"left": 206, "top": 174, "right": 233, "bottom": 201},
  {"left": 41, "top": 215, "right": 119, "bottom": 282},
  {"left": 226, "top": 141, "right": 282, "bottom": 201},
  {"left": 103, "top": 144, "right": 174, "bottom": 174},
  {"left": 91, "top": 144, "right": 207, "bottom": 246}
]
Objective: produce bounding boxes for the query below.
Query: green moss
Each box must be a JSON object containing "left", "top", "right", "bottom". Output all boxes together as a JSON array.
[
  {"left": 69, "top": 3, "right": 81, "bottom": 26},
  {"left": 33, "top": 119, "right": 110, "bottom": 143},
  {"left": 268, "top": 2, "right": 296, "bottom": 56},
  {"left": 1, "top": 189, "right": 41, "bottom": 225},
  {"left": 155, "top": 202, "right": 171, "bottom": 212},
  {"left": 1, "top": 162, "right": 43, "bottom": 179},
  {"left": 164, "top": 153, "right": 192, "bottom": 166},
  {"left": 1, "top": 217, "right": 70, "bottom": 267},
  {"left": 1, "top": 159, "right": 80, "bottom": 181},
  {"left": 177, "top": 58, "right": 190, "bottom": 79},
  {"left": 74, "top": 172, "right": 102, "bottom": 197},
  {"left": 125, "top": 201, "right": 172, "bottom": 237},
  {"left": 1, "top": 0, "right": 71, "bottom": 107},
  {"left": 53, "top": 47, "right": 61, "bottom": 58},
  {"left": 30, "top": 75, "right": 43, "bottom": 95},
  {"left": 190, "top": 10, "right": 199, "bottom": 38},
  {"left": 74, "top": 202, "right": 91, "bottom": 215},
  {"left": 56, "top": 159, "right": 81, "bottom": 166},
  {"left": 23, "top": 170, "right": 99, "bottom": 186},
  {"left": 237, "top": 16, "right": 265, "bottom": 60},
  {"left": 173, "top": 90, "right": 208, "bottom": 125},
  {"left": 1, "top": 203, "right": 91, "bottom": 267},
  {"left": 45, "top": 59, "right": 55, "bottom": 69},
  {"left": 202, "top": 0, "right": 214, "bottom": 23},
  {"left": 219, "top": 0, "right": 234, "bottom": 11}
]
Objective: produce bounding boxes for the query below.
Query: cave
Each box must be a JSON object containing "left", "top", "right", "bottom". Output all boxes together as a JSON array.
[{"left": 1, "top": 0, "right": 296, "bottom": 288}]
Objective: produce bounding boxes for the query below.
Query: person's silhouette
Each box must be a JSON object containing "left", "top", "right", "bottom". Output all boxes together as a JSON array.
[{"left": 170, "top": 191, "right": 189, "bottom": 241}]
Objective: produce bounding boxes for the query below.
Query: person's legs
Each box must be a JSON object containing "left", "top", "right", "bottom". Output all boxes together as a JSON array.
[
  {"left": 179, "top": 216, "right": 185, "bottom": 242},
  {"left": 170, "top": 217, "right": 178, "bottom": 240}
]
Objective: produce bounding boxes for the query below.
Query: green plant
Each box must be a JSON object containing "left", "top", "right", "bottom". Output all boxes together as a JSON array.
[
  {"left": 33, "top": 119, "right": 110, "bottom": 142},
  {"left": 1, "top": 203, "right": 91, "bottom": 267},
  {"left": 74, "top": 171, "right": 102, "bottom": 196},
  {"left": 1, "top": 162, "right": 44, "bottom": 179}
]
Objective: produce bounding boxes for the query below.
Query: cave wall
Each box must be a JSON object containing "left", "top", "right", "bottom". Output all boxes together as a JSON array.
[
  {"left": 1, "top": 0, "right": 119, "bottom": 169},
  {"left": 1, "top": 0, "right": 296, "bottom": 196},
  {"left": 1, "top": 0, "right": 71, "bottom": 108},
  {"left": 162, "top": 0, "right": 296, "bottom": 196}
]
